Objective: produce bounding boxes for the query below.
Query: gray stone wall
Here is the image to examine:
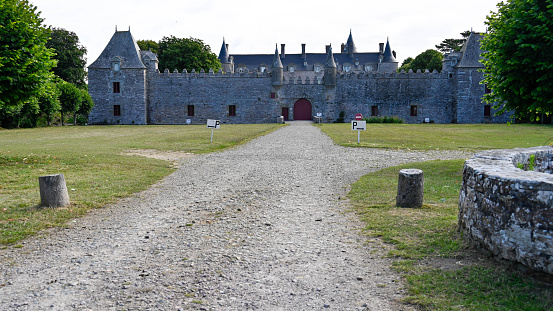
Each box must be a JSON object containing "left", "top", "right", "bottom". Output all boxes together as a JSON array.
[
  {"left": 89, "top": 65, "right": 511, "bottom": 125},
  {"left": 458, "top": 146, "right": 553, "bottom": 274},
  {"left": 89, "top": 68, "right": 147, "bottom": 125}
]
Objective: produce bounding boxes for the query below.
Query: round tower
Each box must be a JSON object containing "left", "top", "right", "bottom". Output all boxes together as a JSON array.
[
  {"left": 271, "top": 44, "right": 283, "bottom": 86},
  {"left": 218, "top": 38, "right": 234, "bottom": 73},
  {"left": 324, "top": 45, "right": 337, "bottom": 86}
]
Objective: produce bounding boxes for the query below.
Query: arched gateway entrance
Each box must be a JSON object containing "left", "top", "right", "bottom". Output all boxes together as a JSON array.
[{"left": 293, "top": 99, "right": 312, "bottom": 120}]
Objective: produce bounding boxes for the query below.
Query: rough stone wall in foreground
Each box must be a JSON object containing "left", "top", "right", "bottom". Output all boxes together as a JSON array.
[{"left": 458, "top": 146, "right": 553, "bottom": 274}]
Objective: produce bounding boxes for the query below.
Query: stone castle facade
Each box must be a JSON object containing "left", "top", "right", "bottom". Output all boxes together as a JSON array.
[{"left": 88, "top": 30, "right": 511, "bottom": 125}]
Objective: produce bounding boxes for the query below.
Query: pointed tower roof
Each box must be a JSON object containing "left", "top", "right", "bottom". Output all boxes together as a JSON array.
[
  {"left": 346, "top": 29, "right": 357, "bottom": 53},
  {"left": 218, "top": 37, "right": 230, "bottom": 64},
  {"left": 272, "top": 44, "right": 283, "bottom": 68},
  {"left": 382, "top": 37, "right": 396, "bottom": 62},
  {"left": 457, "top": 32, "right": 485, "bottom": 68},
  {"left": 325, "top": 45, "right": 336, "bottom": 68},
  {"left": 89, "top": 30, "right": 145, "bottom": 69}
]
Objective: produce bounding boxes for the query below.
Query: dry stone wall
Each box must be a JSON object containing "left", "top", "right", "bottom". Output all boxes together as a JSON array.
[{"left": 458, "top": 146, "right": 553, "bottom": 274}]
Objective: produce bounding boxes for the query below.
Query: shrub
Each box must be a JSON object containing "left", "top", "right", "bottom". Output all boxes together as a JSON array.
[{"left": 364, "top": 116, "right": 404, "bottom": 123}]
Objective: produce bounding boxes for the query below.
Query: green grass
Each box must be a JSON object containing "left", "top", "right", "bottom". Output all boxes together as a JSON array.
[
  {"left": 349, "top": 160, "right": 553, "bottom": 310},
  {"left": 0, "top": 124, "right": 283, "bottom": 244},
  {"left": 318, "top": 123, "right": 553, "bottom": 150}
]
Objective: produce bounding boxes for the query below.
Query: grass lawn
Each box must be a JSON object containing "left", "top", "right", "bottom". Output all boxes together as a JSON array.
[
  {"left": 335, "top": 123, "right": 553, "bottom": 310},
  {"left": 318, "top": 123, "right": 553, "bottom": 150},
  {"left": 0, "top": 124, "right": 283, "bottom": 244}
]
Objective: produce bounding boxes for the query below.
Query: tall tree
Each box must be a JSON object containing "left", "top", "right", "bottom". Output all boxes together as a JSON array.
[
  {"left": 57, "top": 81, "right": 81, "bottom": 126},
  {"left": 137, "top": 39, "right": 159, "bottom": 54},
  {"left": 0, "top": 0, "right": 56, "bottom": 109},
  {"left": 481, "top": 0, "right": 553, "bottom": 122},
  {"left": 46, "top": 27, "right": 87, "bottom": 88},
  {"left": 157, "top": 36, "right": 221, "bottom": 72},
  {"left": 399, "top": 49, "right": 443, "bottom": 72},
  {"left": 435, "top": 31, "right": 471, "bottom": 53}
]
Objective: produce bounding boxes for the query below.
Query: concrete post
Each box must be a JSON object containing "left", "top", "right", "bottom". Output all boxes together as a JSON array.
[
  {"left": 396, "top": 169, "right": 424, "bottom": 208},
  {"left": 39, "top": 174, "right": 70, "bottom": 208}
]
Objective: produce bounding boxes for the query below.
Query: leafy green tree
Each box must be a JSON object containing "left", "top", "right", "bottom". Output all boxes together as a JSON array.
[
  {"left": 157, "top": 36, "right": 221, "bottom": 72},
  {"left": 57, "top": 81, "right": 81, "bottom": 126},
  {"left": 0, "top": 0, "right": 56, "bottom": 109},
  {"left": 37, "top": 80, "right": 61, "bottom": 126},
  {"left": 399, "top": 49, "right": 443, "bottom": 72},
  {"left": 481, "top": 0, "right": 553, "bottom": 121},
  {"left": 46, "top": 27, "right": 87, "bottom": 88},
  {"left": 137, "top": 39, "right": 159, "bottom": 54},
  {"left": 435, "top": 31, "right": 471, "bottom": 53},
  {"left": 76, "top": 88, "right": 94, "bottom": 124},
  {"left": 398, "top": 57, "right": 413, "bottom": 72}
]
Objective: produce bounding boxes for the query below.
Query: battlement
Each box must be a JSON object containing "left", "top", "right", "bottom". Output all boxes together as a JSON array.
[
  {"left": 338, "top": 69, "right": 447, "bottom": 79},
  {"left": 155, "top": 68, "right": 271, "bottom": 78}
]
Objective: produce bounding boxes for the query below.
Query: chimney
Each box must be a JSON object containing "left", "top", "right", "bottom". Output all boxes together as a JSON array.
[
  {"left": 225, "top": 44, "right": 229, "bottom": 51},
  {"left": 281, "top": 44, "right": 285, "bottom": 58},
  {"left": 341, "top": 43, "right": 345, "bottom": 53},
  {"left": 301, "top": 43, "right": 306, "bottom": 58},
  {"left": 392, "top": 50, "right": 396, "bottom": 58},
  {"left": 325, "top": 45, "right": 330, "bottom": 54},
  {"left": 379, "top": 43, "right": 384, "bottom": 54}
]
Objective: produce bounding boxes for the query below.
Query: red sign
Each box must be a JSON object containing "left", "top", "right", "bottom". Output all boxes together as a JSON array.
[{"left": 355, "top": 113, "right": 363, "bottom": 120}]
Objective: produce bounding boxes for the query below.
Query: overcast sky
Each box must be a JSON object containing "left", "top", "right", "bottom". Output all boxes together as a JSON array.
[{"left": 32, "top": 0, "right": 500, "bottom": 67}]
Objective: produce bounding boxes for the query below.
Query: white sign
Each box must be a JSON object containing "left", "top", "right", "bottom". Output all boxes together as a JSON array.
[
  {"left": 316, "top": 112, "right": 322, "bottom": 117},
  {"left": 207, "top": 119, "right": 220, "bottom": 129},
  {"left": 351, "top": 120, "right": 366, "bottom": 131}
]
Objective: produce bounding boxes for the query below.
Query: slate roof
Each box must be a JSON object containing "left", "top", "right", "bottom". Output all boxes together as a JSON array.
[
  {"left": 89, "top": 31, "right": 145, "bottom": 69},
  {"left": 218, "top": 38, "right": 230, "bottom": 64},
  {"left": 457, "top": 32, "right": 485, "bottom": 68},
  {"left": 231, "top": 50, "right": 381, "bottom": 71},
  {"left": 382, "top": 38, "right": 396, "bottom": 63}
]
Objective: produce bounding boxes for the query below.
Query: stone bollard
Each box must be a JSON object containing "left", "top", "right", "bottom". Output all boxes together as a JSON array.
[
  {"left": 39, "top": 173, "right": 70, "bottom": 208},
  {"left": 396, "top": 169, "right": 424, "bottom": 208}
]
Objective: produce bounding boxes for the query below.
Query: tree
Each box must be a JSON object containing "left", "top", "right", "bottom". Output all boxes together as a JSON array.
[
  {"left": 435, "top": 31, "right": 471, "bottom": 53},
  {"left": 0, "top": 0, "right": 56, "bottom": 109},
  {"left": 46, "top": 27, "right": 87, "bottom": 88},
  {"left": 76, "top": 88, "right": 94, "bottom": 124},
  {"left": 37, "top": 80, "right": 61, "bottom": 126},
  {"left": 57, "top": 81, "right": 81, "bottom": 126},
  {"left": 481, "top": 0, "right": 553, "bottom": 122},
  {"left": 399, "top": 49, "right": 443, "bottom": 72},
  {"left": 157, "top": 36, "right": 221, "bottom": 72},
  {"left": 137, "top": 39, "right": 159, "bottom": 54},
  {"left": 398, "top": 57, "right": 413, "bottom": 71}
]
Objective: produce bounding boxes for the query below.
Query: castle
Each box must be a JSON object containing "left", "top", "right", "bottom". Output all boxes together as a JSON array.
[{"left": 88, "top": 30, "right": 511, "bottom": 125}]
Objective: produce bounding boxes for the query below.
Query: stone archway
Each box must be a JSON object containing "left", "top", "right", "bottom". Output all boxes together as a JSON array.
[{"left": 293, "top": 99, "right": 312, "bottom": 120}]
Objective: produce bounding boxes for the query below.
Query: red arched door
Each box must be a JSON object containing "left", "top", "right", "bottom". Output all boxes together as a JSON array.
[{"left": 293, "top": 99, "right": 312, "bottom": 120}]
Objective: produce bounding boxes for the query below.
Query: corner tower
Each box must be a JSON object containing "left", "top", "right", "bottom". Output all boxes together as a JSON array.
[
  {"left": 378, "top": 37, "right": 398, "bottom": 72},
  {"left": 218, "top": 38, "right": 234, "bottom": 73},
  {"left": 88, "top": 30, "right": 148, "bottom": 125}
]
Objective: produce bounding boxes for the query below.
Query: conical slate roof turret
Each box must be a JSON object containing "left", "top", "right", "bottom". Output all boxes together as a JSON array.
[
  {"left": 325, "top": 45, "right": 336, "bottom": 68},
  {"left": 89, "top": 30, "right": 145, "bottom": 69},
  {"left": 272, "top": 44, "right": 283, "bottom": 68},
  {"left": 346, "top": 29, "right": 357, "bottom": 53},
  {"left": 218, "top": 37, "right": 230, "bottom": 64},
  {"left": 382, "top": 37, "right": 396, "bottom": 62}
]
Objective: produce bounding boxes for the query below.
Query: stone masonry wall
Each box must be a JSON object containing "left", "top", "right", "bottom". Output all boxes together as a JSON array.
[
  {"left": 140, "top": 69, "right": 508, "bottom": 125},
  {"left": 458, "top": 146, "right": 553, "bottom": 274}
]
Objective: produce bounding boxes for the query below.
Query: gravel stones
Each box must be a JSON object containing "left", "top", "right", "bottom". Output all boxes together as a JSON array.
[{"left": 0, "top": 122, "right": 470, "bottom": 310}]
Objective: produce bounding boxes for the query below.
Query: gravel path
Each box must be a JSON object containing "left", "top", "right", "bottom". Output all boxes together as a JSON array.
[{"left": 0, "top": 122, "right": 471, "bottom": 310}]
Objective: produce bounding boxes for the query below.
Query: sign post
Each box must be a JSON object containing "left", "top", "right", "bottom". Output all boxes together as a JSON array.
[
  {"left": 351, "top": 120, "right": 366, "bottom": 144},
  {"left": 206, "top": 119, "right": 221, "bottom": 143}
]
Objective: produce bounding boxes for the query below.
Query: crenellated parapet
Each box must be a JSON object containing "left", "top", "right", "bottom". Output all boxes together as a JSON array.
[{"left": 154, "top": 68, "right": 272, "bottom": 79}]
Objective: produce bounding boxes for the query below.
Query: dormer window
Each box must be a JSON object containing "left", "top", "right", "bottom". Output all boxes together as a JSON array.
[
  {"left": 259, "top": 66, "right": 266, "bottom": 73},
  {"left": 355, "top": 60, "right": 359, "bottom": 66},
  {"left": 238, "top": 67, "right": 246, "bottom": 73},
  {"left": 111, "top": 56, "right": 122, "bottom": 71},
  {"left": 303, "top": 61, "right": 308, "bottom": 67},
  {"left": 314, "top": 65, "right": 322, "bottom": 73},
  {"left": 289, "top": 66, "right": 295, "bottom": 73},
  {"left": 364, "top": 65, "right": 373, "bottom": 72},
  {"left": 344, "top": 65, "right": 351, "bottom": 72}
]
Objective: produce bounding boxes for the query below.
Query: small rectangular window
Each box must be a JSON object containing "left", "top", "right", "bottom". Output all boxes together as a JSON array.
[
  {"left": 371, "top": 105, "right": 378, "bottom": 117},
  {"left": 410, "top": 105, "right": 418, "bottom": 117},
  {"left": 229, "top": 105, "right": 236, "bottom": 116},
  {"left": 113, "top": 82, "right": 120, "bottom": 93},
  {"left": 485, "top": 85, "right": 492, "bottom": 94},
  {"left": 113, "top": 105, "right": 121, "bottom": 116},
  {"left": 187, "top": 105, "right": 195, "bottom": 117},
  {"left": 270, "top": 92, "right": 276, "bottom": 99},
  {"left": 484, "top": 105, "right": 491, "bottom": 117}
]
